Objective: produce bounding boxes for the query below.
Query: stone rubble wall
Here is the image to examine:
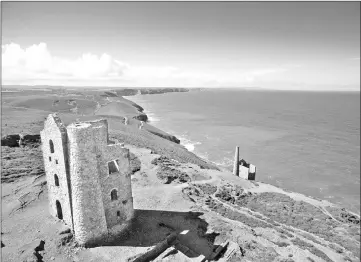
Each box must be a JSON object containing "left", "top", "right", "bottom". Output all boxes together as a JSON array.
[
  {"left": 89, "top": 119, "right": 134, "bottom": 230},
  {"left": 100, "top": 144, "right": 134, "bottom": 229},
  {"left": 67, "top": 122, "right": 108, "bottom": 246},
  {"left": 40, "top": 115, "right": 73, "bottom": 228}
]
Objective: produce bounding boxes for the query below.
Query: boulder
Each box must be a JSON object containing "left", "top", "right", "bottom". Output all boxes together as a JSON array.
[
  {"left": 19, "top": 240, "right": 45, "bottom": 262},
  {"left": 1, "top": 134, "right": 20, "bottom": 147}
]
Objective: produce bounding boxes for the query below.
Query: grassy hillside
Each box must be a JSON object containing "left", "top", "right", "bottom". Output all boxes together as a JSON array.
[{"left": 1, "top": 87, "right": 359, "bottom": 262}]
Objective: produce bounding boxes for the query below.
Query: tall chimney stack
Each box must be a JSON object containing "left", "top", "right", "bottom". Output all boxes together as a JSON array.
[{"left": 233, "top": 146, "right": 239, "bottom": 176}]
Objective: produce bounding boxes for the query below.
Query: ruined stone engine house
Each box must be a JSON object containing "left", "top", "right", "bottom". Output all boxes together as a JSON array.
[{"left": 40, "top": 114, "right": 134, "bottom": 246}]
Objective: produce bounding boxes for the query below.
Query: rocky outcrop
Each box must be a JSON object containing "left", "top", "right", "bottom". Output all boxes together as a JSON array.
[
  {"left": 148, "top": 131, "right": 180, "bottom": 144},
  {"left": 325, "top": 207, "right": 360, "bottom": 225},
  {"left": 1, "top": 134, "right": 41, "bottom": 148},
  {"left": 151, "top": 156, "right": 180, "bottom": 167},
  {"left": 156, "top": 165, "right": 191, "bottom": 184},
  {"left": 151, "top": 156, "right": 190, "bottom": 184},
  {"left": 19, "top": 240, "right": 45, "bottom": 262},
  {"left": 133, "top": 114, "right": 148, "bottom": 122},
  {"left": 129, "top": 152, "right": 141, "bottom": 174},
  {"left": 182, "top": 182, "right": 361, "bottom": 261}
]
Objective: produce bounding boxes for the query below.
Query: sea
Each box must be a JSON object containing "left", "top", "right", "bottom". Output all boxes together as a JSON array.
[{"left": 126, "top": 89, "right": 360, "bottom": 214}]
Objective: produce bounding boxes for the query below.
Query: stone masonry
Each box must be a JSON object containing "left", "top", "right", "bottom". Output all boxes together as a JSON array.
[
  {"left": 40, "top": 114, "right": 134, "bottom": 246},
  {"left": 232, "top": 146, "right": 256, "bottom": 180}
]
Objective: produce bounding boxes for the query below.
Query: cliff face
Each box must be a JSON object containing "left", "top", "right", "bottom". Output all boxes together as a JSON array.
[
  {"left": 114, "top": 88, "right": 189, "bottom": 97},
  {"left": 94, "top": 97, "right": 179, "bottom": 145},
  {"left": 100, "top": 95, "right": 181, "bottom": 145},
  {"left": 138, "top": 88, "right": 189, "bottom": 95},
  {"left": 147, "top": 130, "right": 180, "bottom": 144}
]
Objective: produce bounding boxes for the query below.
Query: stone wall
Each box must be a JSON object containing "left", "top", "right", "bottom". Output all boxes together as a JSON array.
[
  {"left": 89, "top": 119, "right": 134, "bottom": 231},
  {"left": 40, "top": 115, "right": 73, "bottom": 228},
  {"left": 248, "top": 164, "right": 256, "bottom": 180},
  {"left": 239, "top": 165, "right": 256, "bottom": 180},
  {"left": 100, "top": 144, "right": 134, "bottom": 229},
  {"left": 239, "top": 166, "right": 249, "bottom": 180},
  {"left": 67, "top": 122, "right": 108, "bottom": 246}
]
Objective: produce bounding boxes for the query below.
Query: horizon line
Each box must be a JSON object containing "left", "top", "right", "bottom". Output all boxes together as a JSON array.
[{"left": 2, "top": 84, "right": 360, "bottom": 93}]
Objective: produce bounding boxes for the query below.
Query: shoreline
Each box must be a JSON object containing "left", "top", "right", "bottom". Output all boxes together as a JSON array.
[
  {"left": 123, "top": 92, "right": 361, "bottom": 216},
  {"left": 124, "top": 94, "right": 224, "bottom": 168}
]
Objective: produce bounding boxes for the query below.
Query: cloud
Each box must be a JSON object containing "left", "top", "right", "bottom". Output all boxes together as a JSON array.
[
  {"left": 2, "top": 43, "right": 188, "bottom": 86},
  {"left": 2, "top": 43, "right": 127, "bottom": 81},
  {"left": 2, "top": 42, "right": 289, "bottom": 88}
]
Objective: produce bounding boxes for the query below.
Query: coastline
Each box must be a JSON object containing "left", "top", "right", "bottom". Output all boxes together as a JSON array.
[
  {"left": 123, "top": 91, "right": 361, "bottom": 215},
  {"left": 124, "top": 94, "right": 222, "bottom": 168}
]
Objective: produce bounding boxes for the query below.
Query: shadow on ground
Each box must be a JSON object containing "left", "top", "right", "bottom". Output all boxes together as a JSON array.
[{"left": 107, "top": 209, "right": 220, "bottom": 259}]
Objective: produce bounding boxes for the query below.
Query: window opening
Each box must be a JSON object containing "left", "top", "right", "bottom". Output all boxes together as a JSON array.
[
  {"left": 111, "top": 189, "right": 118, "bottom": 201},
  {"left": 54, "top": 174, "right": 59, "bottom": 186},
  {"left": 108, "top": 159, "right": 120, "bottom": 174},
  {"left": 49, "top": 140, "right": 54, "bottom": 153}
]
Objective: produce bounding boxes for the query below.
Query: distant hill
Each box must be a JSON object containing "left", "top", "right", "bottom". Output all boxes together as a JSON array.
[
  {"left": 114, "top": 88, "right": 189, "bottom": 96},
  {"left": 2, "top": 85, "right": 190, "bottom": 95}
]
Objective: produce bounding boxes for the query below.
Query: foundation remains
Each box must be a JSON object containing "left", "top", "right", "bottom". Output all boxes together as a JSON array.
[{"left": 40, "top": 114, "right": 134, "bottom": 246}]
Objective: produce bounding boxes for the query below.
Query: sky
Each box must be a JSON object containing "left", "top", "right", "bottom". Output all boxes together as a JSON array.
[{"left": 1, "top": 2, "right": 360, "bottom": 90}]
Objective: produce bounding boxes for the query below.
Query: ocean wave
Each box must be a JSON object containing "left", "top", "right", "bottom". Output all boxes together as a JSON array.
[
  {"left": 146, "top": 112, "right": 161, "bottom": 123},
  {"left": 180, "top": 137, "right": 201, "bottom": 152},
  {"left": 178, "top": 136, "right": 220, "bottom": 167},
  {"left": 214, "top": 156, "right": 234, "bottom": 167}
]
